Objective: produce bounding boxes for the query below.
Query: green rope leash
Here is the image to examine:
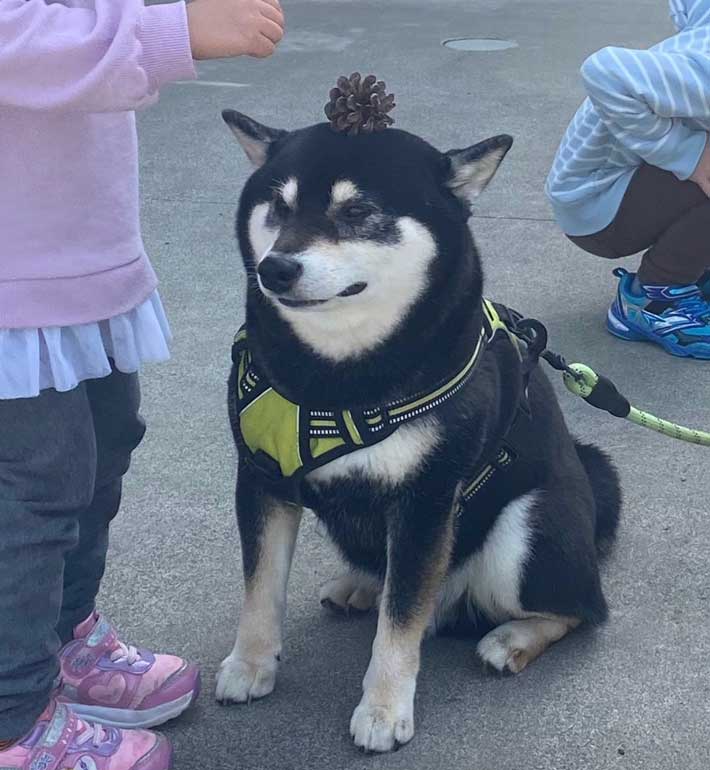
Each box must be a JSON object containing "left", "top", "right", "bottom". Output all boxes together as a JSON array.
[
  {"left": 498, "top": 312, "right": 708, "bottom": 448},
  {"left": 562, "top": 363, "right": 710, "bottom": 447}
]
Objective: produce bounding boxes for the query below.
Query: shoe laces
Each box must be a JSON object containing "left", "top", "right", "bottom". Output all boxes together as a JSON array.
[
  {"left": 110, "top": 640, "right": 141, "bottom": 666},
  {"left": 75, "top": 719, "right": 108, "bottom": 750},
  {"left": 669, "top": 294, "right": 710, "bottom": 323}
]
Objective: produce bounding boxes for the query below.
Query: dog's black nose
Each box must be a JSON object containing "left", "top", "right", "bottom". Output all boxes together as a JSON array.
[{"left": 258, "top": 254, "right": 303, "bottom": 294}]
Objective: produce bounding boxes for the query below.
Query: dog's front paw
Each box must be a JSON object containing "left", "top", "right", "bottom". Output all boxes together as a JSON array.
[
  {"left": 215, "top": 653, "right": 277, "bottom": 704},
  {"left": 350, "top": 700, "right": 414, "bottom": 753},
  {"left": 320, "top": 571, "right": 380, "bottom": 614}
]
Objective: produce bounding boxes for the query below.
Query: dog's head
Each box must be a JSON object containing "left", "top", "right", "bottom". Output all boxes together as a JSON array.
[{"left": 224, "top": 107, "right": 511, "bottom": 361}]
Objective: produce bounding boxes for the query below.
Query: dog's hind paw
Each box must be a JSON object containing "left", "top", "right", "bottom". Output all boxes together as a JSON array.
[
  {"left": 350, "top": 701, "right": 414, "bottom": 753},
  {"left": 215, "top": 654, "right": 277, "bottom": 704},
  {"left": 319, "top": 571, "right": 380, "bottom": 615},
  {"left": 477, "top": 628, "right": 531, "bottom": 674},
  {"left": 477, "top": 616, "right": 578, "bottom": 674}
]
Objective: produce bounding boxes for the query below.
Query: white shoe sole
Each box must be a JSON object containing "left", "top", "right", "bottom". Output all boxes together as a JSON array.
[{"left": 65, "top": 691, "right": 195, "bottom": 729}]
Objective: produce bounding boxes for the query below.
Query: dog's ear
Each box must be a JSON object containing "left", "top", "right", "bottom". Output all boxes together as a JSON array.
[
  {"left": 222, "top": 110, "right": 288, "bottom": 168},
  {"left": 444, "top": 135, "right": 513, "bottom": 201}
]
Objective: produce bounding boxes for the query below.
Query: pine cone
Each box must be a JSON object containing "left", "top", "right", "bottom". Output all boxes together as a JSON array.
[{"left": 324, "top": 73, "right": 396, "bottom": 135}]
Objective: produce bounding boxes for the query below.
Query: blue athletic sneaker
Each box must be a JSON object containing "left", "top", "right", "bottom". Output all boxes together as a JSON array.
[{"left": 606, "top": 268, "right": 710, "bottom": 359}]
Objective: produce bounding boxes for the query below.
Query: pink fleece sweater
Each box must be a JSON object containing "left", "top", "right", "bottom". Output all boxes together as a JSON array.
[{"left": 0, "top": 0, "right": 197, "bottom": 329}]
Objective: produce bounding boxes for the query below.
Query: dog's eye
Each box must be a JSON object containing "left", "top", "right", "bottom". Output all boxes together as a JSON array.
[
  {"left": 340, "top": 203, "right": 373, "bottom": 221},
  {"left": 272, "top": 195, "right": 290, "bottom": 220}
]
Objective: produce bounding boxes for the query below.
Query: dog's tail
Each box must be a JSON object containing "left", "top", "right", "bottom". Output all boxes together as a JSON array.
[{"left": 575, "top": 441, "right": 621, "bottom": 548}]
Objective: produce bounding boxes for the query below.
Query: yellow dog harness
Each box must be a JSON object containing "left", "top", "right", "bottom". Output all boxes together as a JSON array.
[{"left": 230, "top": 300, "right": 523, "bottom": 504}]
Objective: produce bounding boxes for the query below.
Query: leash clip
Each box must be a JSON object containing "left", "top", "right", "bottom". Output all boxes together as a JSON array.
[
  {"left": 510, "top": 317, "right": 550, "bottom": 376},
  {"left": 508, "top": 315, "right": 587, "bottom": 386}
]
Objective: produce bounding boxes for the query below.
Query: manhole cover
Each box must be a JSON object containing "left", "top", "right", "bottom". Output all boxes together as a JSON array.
[{"left": 443, "top": 38, "right": 518, "bottom": 52}]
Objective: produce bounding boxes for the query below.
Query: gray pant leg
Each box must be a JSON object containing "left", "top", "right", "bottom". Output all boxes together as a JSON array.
[
  {"left": 0, "top": 386, "right": 96, "bottom": 740},
  {"left": 57, "top": 369, "right": 145, "bottom": 643}
]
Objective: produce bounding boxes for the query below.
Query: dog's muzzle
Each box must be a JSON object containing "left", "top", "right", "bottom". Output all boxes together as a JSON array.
[{"left": 259, "top": 253, "right": 368, "bottom": 308}]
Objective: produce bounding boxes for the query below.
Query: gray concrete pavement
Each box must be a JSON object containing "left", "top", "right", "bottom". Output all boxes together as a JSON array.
[{"left": 101, "top": 1, "right": 710, "bottom": 767}]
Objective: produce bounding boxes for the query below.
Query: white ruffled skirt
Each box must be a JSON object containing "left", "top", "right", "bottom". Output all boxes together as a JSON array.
[{"left": 0, "top": 291, "right": 171, "bottom": 400}]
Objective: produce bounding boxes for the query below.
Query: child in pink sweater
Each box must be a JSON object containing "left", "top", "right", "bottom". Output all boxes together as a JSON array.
[{"left": 0, "top": 2, "right": 283, "bottom": 769}]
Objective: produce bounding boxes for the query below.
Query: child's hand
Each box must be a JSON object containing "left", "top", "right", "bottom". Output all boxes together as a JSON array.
[
  {"left": 690, "top": 136, "right": 710, "bottom": 197},
  {"left": 187, "top": 0, "right": 284, "bottom": 60}
]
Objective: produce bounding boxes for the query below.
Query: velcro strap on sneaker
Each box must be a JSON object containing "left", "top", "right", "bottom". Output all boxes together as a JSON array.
[
  {"left": 64, "top": 617, "right": 118, "bottom": 677},
  {"left": 27, "top": 703, "right": 76, "bottom": 770}
]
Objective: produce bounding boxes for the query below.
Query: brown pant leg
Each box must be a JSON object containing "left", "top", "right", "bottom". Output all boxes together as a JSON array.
[
  {"left": 568, "top": 163, "right": 709, "bottom": 284},
  {"left": 640, "top": 202, "right": 710, "bottom": 284}
]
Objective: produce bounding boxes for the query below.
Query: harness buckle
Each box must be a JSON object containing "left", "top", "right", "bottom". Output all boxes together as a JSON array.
[
  {"left": 493, "top": 445, "right": 516, "bottom": 469},
  {"left": 354, "top": 406, "right": 390, "bottom": 442}
]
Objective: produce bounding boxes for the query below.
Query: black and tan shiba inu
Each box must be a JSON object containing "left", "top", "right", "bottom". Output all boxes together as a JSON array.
[{"left": 215, "top": 76, "right": 621, "bottom": 753}]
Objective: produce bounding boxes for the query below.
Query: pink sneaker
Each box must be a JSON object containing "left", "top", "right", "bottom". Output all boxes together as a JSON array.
[
  {"left": 57, "top": 613, "right": 200, "bottom": 729},
  {"left": 0, "top": 699, "right": 171, "bottom": 770}
]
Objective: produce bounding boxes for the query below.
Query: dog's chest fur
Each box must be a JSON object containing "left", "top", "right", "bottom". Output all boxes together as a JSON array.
[
  {"left": 301, "top": 418, "right": 442, "bottom": 572},
  {"left": 307, "top": 418, "right": 441, "bottom": 486}
]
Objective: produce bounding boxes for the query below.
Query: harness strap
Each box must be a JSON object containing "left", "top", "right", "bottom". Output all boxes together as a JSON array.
[
  {"left": 355, "top": 326, "right": 487, "bottom": 435},
  {"left": 453, "top": 445, "right": 516, "bottom": 517},
  {"left": 355, "top": 300, "right": 520, "bottom": 434}
]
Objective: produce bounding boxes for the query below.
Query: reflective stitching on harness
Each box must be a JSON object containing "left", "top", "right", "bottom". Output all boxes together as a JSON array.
[
  {"left": 387, "top": 329, "right": 485, "bottom": 418},
  {"left": 460, "top": 448, "right": 513, "bottom": 504}
]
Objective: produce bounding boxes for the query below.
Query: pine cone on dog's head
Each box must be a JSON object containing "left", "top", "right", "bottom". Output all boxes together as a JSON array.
[{"left": 324, "top": 73, "right": 396, "bottom": 135}]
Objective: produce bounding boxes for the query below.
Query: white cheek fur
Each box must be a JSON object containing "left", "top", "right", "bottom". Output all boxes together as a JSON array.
[{"left": 282, "top": 217, "right": 436, "bottom": 361}]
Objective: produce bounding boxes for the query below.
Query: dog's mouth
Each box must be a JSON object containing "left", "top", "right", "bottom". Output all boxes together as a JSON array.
[{"left": 277, "top": 282, "right": 367, "bottom": 309}]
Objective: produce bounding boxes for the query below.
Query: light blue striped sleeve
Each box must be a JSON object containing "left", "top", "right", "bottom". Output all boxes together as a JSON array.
[
  {"left": 670, "top": 0, "right": 689, "bottom": 30},
  {"left": 672, "top": 0, "right": 710, "bottom": 29},
  {"left": 580, "top": 44, "right": 709, "bottom": 179}
]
